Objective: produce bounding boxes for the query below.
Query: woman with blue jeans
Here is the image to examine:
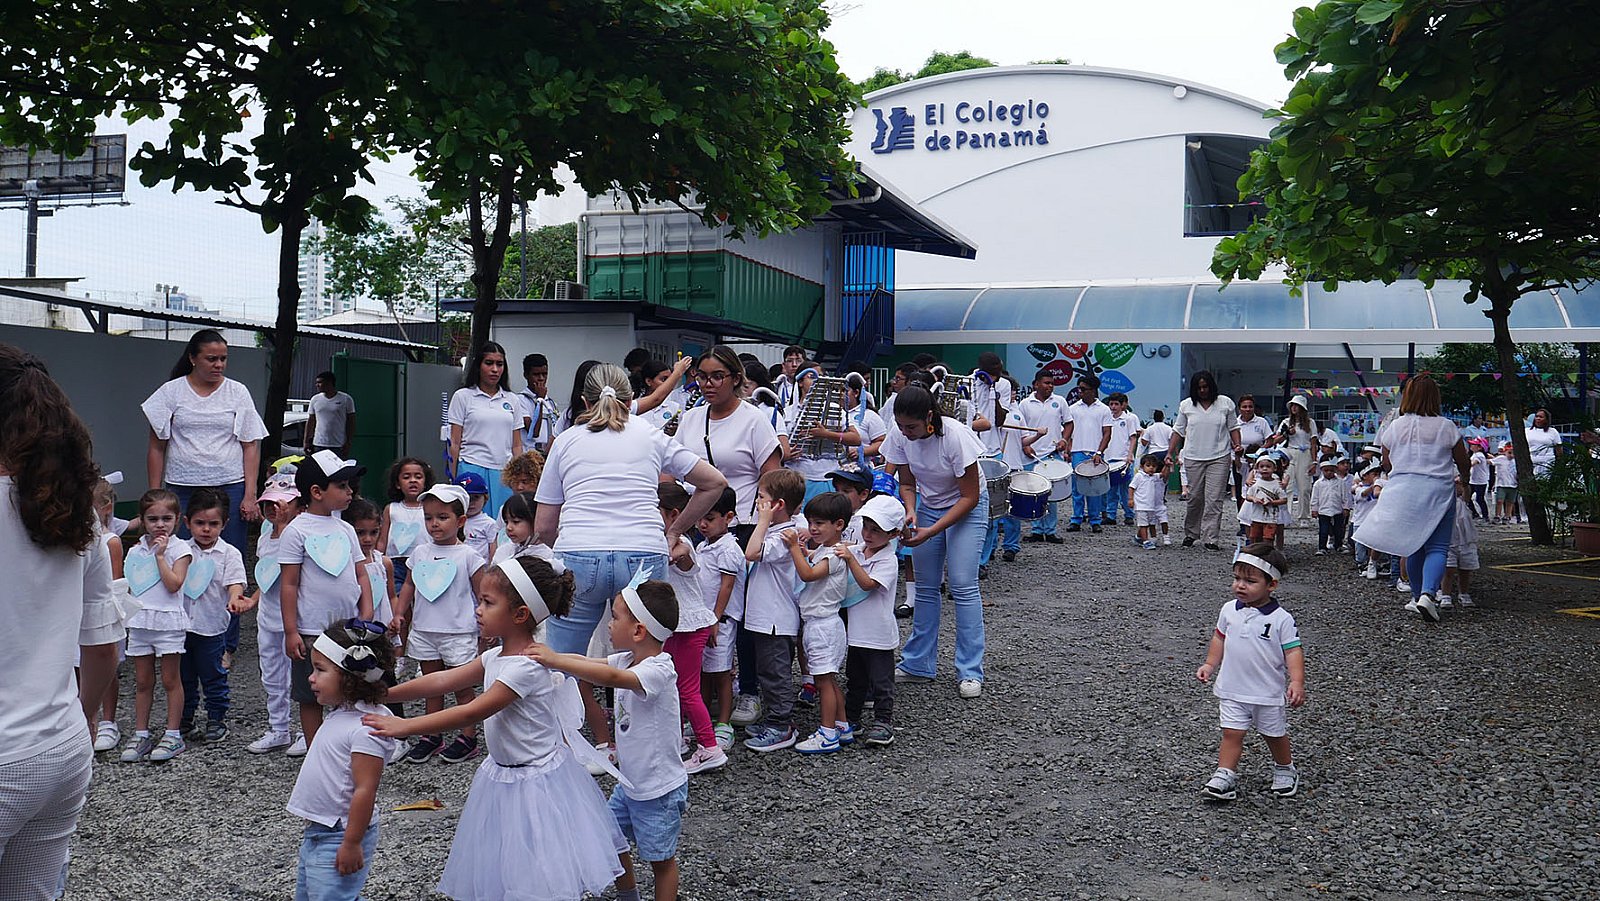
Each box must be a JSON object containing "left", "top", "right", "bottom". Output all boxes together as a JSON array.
[
  {"left": 534, "top": 362, "right": 727, "bottom": 745},
  {"left": 1355, "top": 376, "right": 1471, "bottom": 623},
  {"left": 447, "top": 341, "right": 523, "bottom": 519},
  {"left": 882, "top": 385, "right": 989, "bottom": 699}
]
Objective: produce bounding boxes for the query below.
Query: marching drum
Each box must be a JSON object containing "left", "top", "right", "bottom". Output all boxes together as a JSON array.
[
  {"left": 978, "top": 456, "right": 1011, "bottom": 519},
  {"left": 1007, "top": 471, "right": 1053, "bottom": 521},
  {"left": 1073, "top": 457, "right": 1111, "bottom": 497},
  {"left": 1033, "top": 459, "right": 1074, "bottom": 503}
]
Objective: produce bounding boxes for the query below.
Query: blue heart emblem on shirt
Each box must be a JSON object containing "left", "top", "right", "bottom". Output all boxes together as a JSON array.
[
  {"left": 183, "top": 557, "right": 217, "bottom": 600},
  {"left": 255, "top": 555, "right": 280, "bottom": 591},
  {"left": 411, "top": 559, "right": 458, "bottom": 602},
  {"left": 389, "top": 522, "right": 421, "bottom": 555},
  {"left": 305, "top": 534, "right": 351, "bottom": 577},
  {"left": 126, "top": 551, "right": 160, "bottom": 597}
]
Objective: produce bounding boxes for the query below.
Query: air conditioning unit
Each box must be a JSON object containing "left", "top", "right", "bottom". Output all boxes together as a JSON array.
[{"left": 552, "top": 280, "right": 585, "bottom": 300}]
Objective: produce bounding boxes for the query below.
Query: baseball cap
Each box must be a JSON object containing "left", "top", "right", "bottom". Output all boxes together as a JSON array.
[
  {"left": 259, "top": 481, "right": 300, "bottom": 504},
  {"left": 305, "top": 449, "right": 366, "bottom": 483},
  {"left": 871, "top": 470, "right": 900, "bottom": 497},
  {"left": 453, "top": 471, "right": 489, "bottom": 496},
  {"left": 826, "top": 467, "right": 873, "bottom": 490},
  {"left": 859, "top": 495, "right": 906, "bottom": 534},
  {"left": 420, "top": 483, "right": 471, "bottom": 509}
]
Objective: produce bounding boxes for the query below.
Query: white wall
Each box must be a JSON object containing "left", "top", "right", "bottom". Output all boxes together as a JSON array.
[
  {"left": 491, "top": 312, "right": 638, "bottom": 410},
  {"left": 847, "top": 66, "right": 1274, "bottom": 285}
]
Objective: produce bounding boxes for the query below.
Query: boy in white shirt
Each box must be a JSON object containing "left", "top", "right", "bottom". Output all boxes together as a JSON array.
[
  {"left": 694, "top": 488, "right": 747, "bottom": 752},
  {"left": 1128, "top": 454, "right": 1170, "bottom": 549},
  {"left": 454, "top": 471, "right": 500, "bottom": 563},
  {"left": 1310, "top": 461, "right": 1349, "bottom": 555},
  {"left": 741, "top": 469, "right": 806, "bottom": 752},
  {"left": 1104, "top": 392, "right": 1143, "bottom": 527},
  {"left": 1439, "top": 483, "right": 1481, "bottom": 610},
  {"left": 839, "top": 496, "right": 904, "bottom": 747},
  {"left": 1352, "top": 462, "right": 1387, "bottom": 579},
  {"left": 1492, "top": 442, "right": 1521, "bottom": 524},
  {"left": 784, "top": 491, "right": 853, "bottom": 754}
]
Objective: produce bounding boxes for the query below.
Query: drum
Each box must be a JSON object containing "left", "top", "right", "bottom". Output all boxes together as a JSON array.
[
  {"left": 1008, "top": 471, "right": 1052, "bottom": 521},
  {"left": 1034, "top": 459, "right": 1074, "bottom": 503},
  {"left": 1106, "top": 460, "right": 1129, "bottom": 477},
  {"left": 978, "top": 456, "right": 1011, "bottom": 519},
  {"left": 1073, "top": 458, "right": 1111, "bottom": 497}
]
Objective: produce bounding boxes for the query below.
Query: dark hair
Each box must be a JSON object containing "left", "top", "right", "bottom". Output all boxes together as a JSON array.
[
  {"left": 911, "top": 353, "right": 937, "bottom": 368},
  {"left": 345, "top": 497, "right": 380, "bottom": 525},
  {"left": 625, "top": 579, "right": 680, "bottom": 634},
  {"left": 623, "top": 347, "right": 652, "bottom": 372},
  {"left": 894, "top": 362, "right": 920, "bottom": 377},
  {"left": 295, "top": 463, "right": 342, "bottom": 498},
  {"left": 1032, "top": 369, "right": 1054, "bottom": 385},
  {"left": 138, "top": 488, "right": 181, "bottom": 519},
  {"left": 1151, "top": 409, "right": 1165, "bottom": 422},
  {"left": 522, "top": 353, "right": 548, "bottom": 377},
  {"left": 1235, "top": 542, "right": 1290, "bottom": 579},
  {"left": 905, "top": 369, "right": 936, "bottom": 391},
  {"left": 0, "top": 345, "right": 99, "bottom": 551},
  {"left": 758, "top": 469, "right": 806, "bottom": 513},
  {"left": 488, "top": 556, "right": 575, "bottom": 621},
  {"left": 767, "top": 362, "right": 783, "bottom": 380},
  {"left": 316, "top": 370, "right": 336, "bottom": 386},
  {"left": 804, "top": 491, "right": 852, "bottom": 523},
  {"left": 1237, "top": 394, "right": 1256, "bottom": 406},
  {"left": 845, "top": 360, "right": 871, "bottom": 377},
  {"left": 501, "top": 490, "right": 537, "bottom": 524},
  {"left": 638, "top": 358, "right": 671, "bottom": 385},
  {"left": 743, "top": 360, "right": 773, "bottom": 394},
  {"left": 1106, "top": 391, "right": 1127, "bottom": 405},
  {"left": 783, "top": 345, "right": 806, "bottom": 360},
  {"left": 567, "top": 359, "right": 602, "bottom": 418},
  {"left": 1139, "top": 453, "right": 1163, "bottom": 470},
  {"left": 169, "top": 329, "right": 228, "bottom": 381},
  {"left": 386, "top": 457, "right": 435, "bottom": 502},
  {"left": 695, "top": 346, "right": 746, "bottom": 394},
  {"left": 708, "top": 486, "right": 738, "bottom": 516},
  {"left": 464, "top": 341, "right": 514, "bottom": 392},
  {"left": 891, "top": 384, "right": 942, "bottom": 436},
  {"left": 976, "top": 351, "right": 1003, "bottom": 375},
  {"left": 185, "top": 487, "right": 231, "bottom": 521},
  {"left": 1188, "top": 370, "right": 1220, "bottom": 403},
  {"left": 656, "top": 482, "right": 690, "bottom": 513},
  {"left": 319, "top": 621, "right": 395, "bottom": 705},
  {"left": 1078, "top": 373, "right": 1101, "bottom": 390}
]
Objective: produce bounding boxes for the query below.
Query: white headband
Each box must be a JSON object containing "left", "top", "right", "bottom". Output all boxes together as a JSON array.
[
  {"left": 1234, "top": 553, "right": 1282, "bottom": 582},
  {"left": 313, "top": 633, "right": 387, "bottom": 683},
  {"left": 497, "top": 559, "right": 551, "bottom": 625},
  {"left": 622, "top": 584, "right": 673, "bottom": 641}
]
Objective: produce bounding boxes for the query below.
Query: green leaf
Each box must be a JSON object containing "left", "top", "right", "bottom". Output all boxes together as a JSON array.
[
  {"left": 694, "top": 134, "right": 718, "bottom": 159},
  {"left": 1354, "top": 0, "right": 1403, "bottom": 25}
]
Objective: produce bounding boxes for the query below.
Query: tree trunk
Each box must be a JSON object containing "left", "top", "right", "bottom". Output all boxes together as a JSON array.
[
  {"left": 466, "top": 165, "right": 518, "bottom": 363},
  {"left": 261, "top": 201, "right": 310, "bottom": 474},
  {"left": 1485, "top": 280, "right": 1553, "bottom": 545}
]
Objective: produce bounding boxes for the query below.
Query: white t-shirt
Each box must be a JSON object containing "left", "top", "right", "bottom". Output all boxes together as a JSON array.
[
  {"left": 1277, "top": 419, "right": 1317, "bottom": 452},
  {"left": 479, "top": 647, "right": 564, "bottom": 767},
  {"left": 1527, "top": 427, "right": 1562, "bottom": 471},
  {"left": 1066, "top": 399, "right": 1113, "bottom": 454},
  {"left": 1469, "top": 452, "right": 1490, "bottom": 486},
  {"left": 695, "top": 532, "right": 747, "bottom": 622},
  {"left": 447, "top": 385, "right": 522, "bottom": 468},
  {"left": 255, "top": 529, "right": 285, "bottom": 632},
  {"left": 124, "top": 534, "right": 194, "bottom": 624},
  {"left": 1235, "top": 415, "right": 1273, "bottom": 453},
  {"left": 608, "top": 651, "right": 687, "bottom": 801},
  {"left": 184, "top": 539, "right": 247, "bottom": 636},
  {"left": 385, "top": 501, "right": 424, "bottom": 558},
  {"left": 286, "top": 702, "right": 395, "bottom": 828},
  {"left": 1130, "top": 470, "right": 1166, "bottom": 512},
  {"left": 1310, "top": 477, "right": 1348, "bottom": 517},
  {"left": 675, "top": 402, "right": 782, "bottom": 520},
  {"left": 490, "top": 539, "right": 555, "bottom": 567},
  {"left": 1351, "top": 480, "right": 1381, "bottom": 526},
  {"left": 362, "top": 556, "right": 393, "bottom": 629},
  {"left": 1140, "top": 420, "right": 1174, "bottom": 454},
  {"left": 1, "top": 477, "right": 118, "bottom": 765},
  {"left": 995, "top": 407, "right": 1032, "bottom": 472},
  {"left": 971, "top": 377, "right": 1014, "bottom": 453},
  {"left": 1107, "top": 410, "right": 1142, "bottom": 462},
  {"left": 744, "top": 521, "right": 801, "bottom": 636},
  {"left": 1212, "top": 599, "right": 1302, "bottom": 706},
  {"left": 405, "top": 540, "right": 484, "bottom": 634},
  {"left": 535, "top": 417, "right": 704, "bottom": 553},
  {"left": 309, "top": 391, "right": 356, "bottom": 448},
  {"left": 1174, "top": 396, "right": 1239, "bottom": 463},
  {"left": 665, "top": 536, "right": 717, "bottom": 632},
  {"left": 142, "top": 377, "right": 268, "bottom": 486},
  {"left": 796, "top": 547, "right": 847, "bottom": 621},
  {"left": 464, "top": 511, "right": 498, "bottom": 562},
  {"left": 1016, "top": 394, "right": 1068, "bottom": 463},
  {"left": 880, "top": 417, "right": 984, "bottom": 510},
  {"left": 1378, "top": 414, "right": 1462, "bottom": 480},
  {"left": 844, "top": 544, "right": 899, "bottom": 651},
  {"left": 278, "top": 512, "right": 365, "bottom": 636},
  {"left": 847, "top": 406, "right": 888, "bottom": 467},
  {"left": 1491, "top": 454, "right": 1518, "bottom": 488},
  {"left": 632, "top": 398, "right": 682, "bottom": 432}
]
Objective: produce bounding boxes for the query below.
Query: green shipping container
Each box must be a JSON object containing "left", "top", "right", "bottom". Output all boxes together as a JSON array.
[{"left": 587, "top": 251, "right": 824, "bottom": 344}]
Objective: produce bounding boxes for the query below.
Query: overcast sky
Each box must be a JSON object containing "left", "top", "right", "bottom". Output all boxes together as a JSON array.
[{"left": 0, "top": 1, "right": 1302, "bottom": 320}]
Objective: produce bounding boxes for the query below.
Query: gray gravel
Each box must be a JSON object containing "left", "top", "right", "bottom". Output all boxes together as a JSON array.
[{"left": 67, "top": 509, "right": 1600, "bottom": 900}]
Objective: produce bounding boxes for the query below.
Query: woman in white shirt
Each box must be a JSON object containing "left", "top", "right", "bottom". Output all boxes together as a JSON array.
[
  {"left": 1269, "top": 395, "right": 1319, "bottom": 523},
  {"left": 1526, "top": 408, "right": 1563, "bottom": 475},
  {"left": 1, "top": 344, "right": 121, "bottom": 896},
  {"left": 881, "top": 384, "right": 989, "bottom": 699},
  {"left": 674, "top": 346, "right": 783, "bottom": 527},
  {"left": 1357, "top": 376, "right": 1470, "bottom": 622},
  {"left": 1167, "top": 371, "right": 1242, "bottom": 550},
  {"left": 447, "top": 341, "right": 523, "bottom": 518},
  {"left": 1233, "top": 395, "right": 1274, "bottom": 506}
]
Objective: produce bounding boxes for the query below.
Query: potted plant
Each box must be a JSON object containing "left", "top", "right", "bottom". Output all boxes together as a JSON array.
[{"left": 1525, "top": 428, "right": 1600, "bottom": 553}]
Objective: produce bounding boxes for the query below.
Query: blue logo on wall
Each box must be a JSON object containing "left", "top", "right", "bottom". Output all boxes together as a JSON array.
[{"left": 871, "top": 107, "right": 916, "bottom": 154}]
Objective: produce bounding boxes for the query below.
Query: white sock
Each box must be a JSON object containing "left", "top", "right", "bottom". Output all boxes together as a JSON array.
[
  {"left": 135, "top": 729, "right": 150, "bottom": 739},
  {"left": 903, "top": 581, "right": 916, "bottom": 604},
  {"left": 835, "top": 720, "right": 850, "bottom": 731},
  {"left": 164, "top": 729, "right": 182, "bottom": 739}
]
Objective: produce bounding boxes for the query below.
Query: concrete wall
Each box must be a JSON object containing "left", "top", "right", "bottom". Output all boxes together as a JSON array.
[
  {"left": 491, "top": 312, "right": 639, "bottom": 413},
  {"left": 402, "top": 361, "right": 468, "bottom": 468},
  {"left": 1, "top": 324, "right": 269, "bottom": 489}
]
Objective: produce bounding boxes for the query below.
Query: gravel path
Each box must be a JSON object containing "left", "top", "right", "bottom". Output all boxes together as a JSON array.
[{"left": 67, "top": 510, "right": 1600, "bottom": 900}]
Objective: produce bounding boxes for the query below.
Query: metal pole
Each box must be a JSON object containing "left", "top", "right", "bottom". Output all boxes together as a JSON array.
[
  {"left": 1407, "top": 342, "right": 1416, "bottom": 379},
  {"left": 1579, "top": 342, "right": 1590, "bottom": 419},
  {"left": 24, "top": 194, "right": 39, "bottom": 278},
  {"left": 518, "top": 199, "right": 528, "bottom": 299},
  {"left": 1282, "top": 342, "right": 1297, "bottom": 409},
  {"left": 1342, "top": 342, "right": 1380, "bottom": 413}
]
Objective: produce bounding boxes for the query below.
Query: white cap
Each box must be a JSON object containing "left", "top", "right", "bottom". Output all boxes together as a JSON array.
[
  {"left": 859, "top": 495, "right": 906, "bottom": 533},
  {"left": 306, "top": 449, "right": 365, "bottom": 482},
  {"left": 1288, "top": 395, "right": 1308, "bottom": 410},
  {"left": 419, "top": 483, "right": 470, "bottom": 509}
]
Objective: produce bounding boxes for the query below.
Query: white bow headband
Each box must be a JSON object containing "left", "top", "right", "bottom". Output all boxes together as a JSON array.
[
  {"left": 621, "top": 565, "right": 673, "bottom": 641},
  {"left": 313, "top": 633, "right": 387, "bottom": 683},
  {"left": 1233, "top": 553, "right": 1282, "bottom": 582},
  {"left": 497, "top": 558, "right": 553, "bottom": 624}
]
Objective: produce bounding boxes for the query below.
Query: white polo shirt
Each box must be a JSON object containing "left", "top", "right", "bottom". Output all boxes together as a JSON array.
[
  {"left": 1140, "top": 420, "right": 1174, "bottom": 454},
  {"left": 1212, "top": 599, "right": 1302, "bottom": 706},
  {"left": 447, "top": 385, "right": 521, "bottom": 468},
  {"left": 1107, "top": 410, "right": 1142, "bottom": 462},
  {"left": 971, "top": 377, "right": 1014, "bottom": 453},
  {"left": 1066, "top": 399, "right": 1113, "bottom": 455},
  {"left": 1016, "top": 394, "right": 1068, "bottom": 462}
]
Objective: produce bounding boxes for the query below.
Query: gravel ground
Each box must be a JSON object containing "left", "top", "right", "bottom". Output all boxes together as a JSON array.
[{"left": 67, "top": 509, "right": 1600, "bottom": 900}]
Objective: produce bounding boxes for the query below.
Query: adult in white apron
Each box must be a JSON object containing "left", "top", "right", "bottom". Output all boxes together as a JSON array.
[
  {"left": 1272, "top": 395, "right": 1318, "bottom": 524},
  {"left": 1355, "top": 376, "right": 1470, "bottom": 623}
]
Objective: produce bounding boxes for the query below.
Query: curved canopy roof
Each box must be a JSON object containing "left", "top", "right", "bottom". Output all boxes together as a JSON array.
[{"left": 896, "top": 279, "right": 1600, "bottom": 344}]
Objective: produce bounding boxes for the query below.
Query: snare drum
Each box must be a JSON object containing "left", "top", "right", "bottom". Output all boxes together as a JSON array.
[
  {"left": 978, "top": 456, "right": 1011, "bottom": 519},
  {"left": 1073, "top": 458, "right": 1111, "bottom": 497},
  {"left": 1008, "top": 471, "right": 1052, "bottom": 521},
  {"left": 1106, "top": 459, "right": 1129, "bottom": 477},
  {"left": 1033, "top": 459, "right": 1074, "bottom": 503}
]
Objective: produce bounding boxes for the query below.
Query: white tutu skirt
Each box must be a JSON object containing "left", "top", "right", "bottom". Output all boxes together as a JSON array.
[
  {"left": 125, "top": 607, "right": 190, "bottom": 632},
  {"left": 438, "top": 750, "right": 628, "bottom": 901}
]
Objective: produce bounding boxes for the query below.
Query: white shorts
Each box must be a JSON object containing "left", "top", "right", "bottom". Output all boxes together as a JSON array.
[
  {"left": 1447, "top": 543, "right": 1480, "bottom": 571},
  {"left": 702, "top": 618, "right": 737, "bottom": 674},
  {"left": 1135, "top": 509, "right": 1167, "bottom": 527},
  {"left": 800, "top": 615, "right": 846, "bottom": 677},
  {"left": 1218, "top": 698, "right": 1288, "bottom": 738},
  {"left": 408, "top": 629, "right": 478, "bottom": 667},
  {"left": 125, "top": 627, "right": 186, "bottom": 657}
]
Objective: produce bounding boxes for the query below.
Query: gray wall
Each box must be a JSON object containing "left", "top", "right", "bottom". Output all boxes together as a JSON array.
[
  {"left": 2, "top": 325, "right": 269, "bottom": 490},
  {"left": 403, "top": 362, "right": 466, "bottom": 470}
]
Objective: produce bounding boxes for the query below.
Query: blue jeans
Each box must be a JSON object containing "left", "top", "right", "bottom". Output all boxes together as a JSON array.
[
  {"left": 900, "top": 493, "right": 988, "bottom": 682},
  {"left": 180, "top": 631, "right": 229, "bottom": 723},
  {"left": 1105, "top": 465, "right": 1132, "bottom": 522},
  {"left": 456, "top": 461, "right": 512, "bottom": 520},
  {"left": 296, "top": 822, "right": 377, "bottom": 901},
  {"left": 1069, "top": 451, "right": 1105, "bottom": 525},
  {"left": 169, "top": 481, "right": 247, "bottom": 651},
  {"left": 548, "top": 551, "right": 667, "bottom": 655},
  {"left": 1407, "top": 508, "right": 1454, "bottom": 600}
]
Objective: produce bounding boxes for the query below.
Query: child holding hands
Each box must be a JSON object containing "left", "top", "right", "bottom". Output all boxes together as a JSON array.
[{"left": 784, "top": 491, "right": 854, "bottom": 754}]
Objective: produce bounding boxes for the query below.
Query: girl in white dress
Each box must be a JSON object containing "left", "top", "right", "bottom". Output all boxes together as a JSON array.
[{"left": 364, "top": 556, "right": 627, "bottom": 901}]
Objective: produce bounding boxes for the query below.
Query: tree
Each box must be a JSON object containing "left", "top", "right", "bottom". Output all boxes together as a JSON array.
[
  {"left": 1210, "top": 0, "right": 1600, "bottom": 545},
  {"left": 498, "top": 223, "right": 578, "bottom": 300},
  {"left": 858, "top": 50, "right": 999, "bottom": 93},
  {"left": 1419, "top": 343, "right": 1577, "bottom": 418},
  {"left": 317, "top": 197, "right": 473, "bottom": 317},
  {"left": 386, "top": 0, "right": 862, "bottom": 360}
]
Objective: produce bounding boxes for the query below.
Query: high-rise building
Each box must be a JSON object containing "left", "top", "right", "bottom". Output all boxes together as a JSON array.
[{"left": 297, "top": 220, "right": 354, "bottom": 321}]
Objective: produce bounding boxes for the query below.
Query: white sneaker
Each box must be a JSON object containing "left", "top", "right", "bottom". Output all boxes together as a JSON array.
[
  {"left": 1457, "top": 593, "right": 1476, "bottom": 609},
  {"left": 1404, "top": 598, "right": 1420, "bottom": 612},
  {"left": 1363, "top": 562, "right": 1378, "bottom": 580},
  {"left": 1438, "top": 594, "right": 1454, "bottom": 609},
  {"left": 729, "top": 695, "right": 762, "bottom": 727},
  {"left": 1270, "top": 764, "right": 1300, "bottom": 797},
  {"left": 93, "top": 721, "right": 121, "bottom": 752},
  {"left": 247, "top": 730, "right": 292, "bottom": 754},
  {"left": 683, "top": 744, "right": 729, "bottom": 774},
  {"left": 1201, "top": 766, "right": 1238, "bottom": 801},
  {"left": 1415, "top": 593, "right": 1441, "bottom": 623},
  {"left": 1396, "top": 580, "right": 1412, "bottom": 593},
  {"left": 1162, "top": 535, "right": 1172, "bottom": 546},
  {"left": 286, "top": 734, "right": 309, "bottom": 757},
  {"left": 958, "top": 679, "right": 983, "bottom": 699}
]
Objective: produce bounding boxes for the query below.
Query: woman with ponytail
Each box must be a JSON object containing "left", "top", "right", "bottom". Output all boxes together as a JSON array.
[{"left": 0, "top": 343, "right": 122, "bottom": 895}]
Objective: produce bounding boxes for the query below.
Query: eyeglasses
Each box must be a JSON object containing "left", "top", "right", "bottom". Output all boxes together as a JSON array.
[{"left": 698, "top": 369, "right": 732, "bottom": 385}]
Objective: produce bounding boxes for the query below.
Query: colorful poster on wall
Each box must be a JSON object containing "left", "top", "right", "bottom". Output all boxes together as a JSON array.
[
  {"left": 1007, "top": 342, "right": 1181, "bottom": 418},
  {"left": 1332, "top": 411, "right": 1384, "bottom": 445}
]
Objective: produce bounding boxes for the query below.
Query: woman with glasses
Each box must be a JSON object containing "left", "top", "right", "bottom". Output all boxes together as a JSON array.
[{"left": 675, "top": 346, "right": 784, "bottom": 526}]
